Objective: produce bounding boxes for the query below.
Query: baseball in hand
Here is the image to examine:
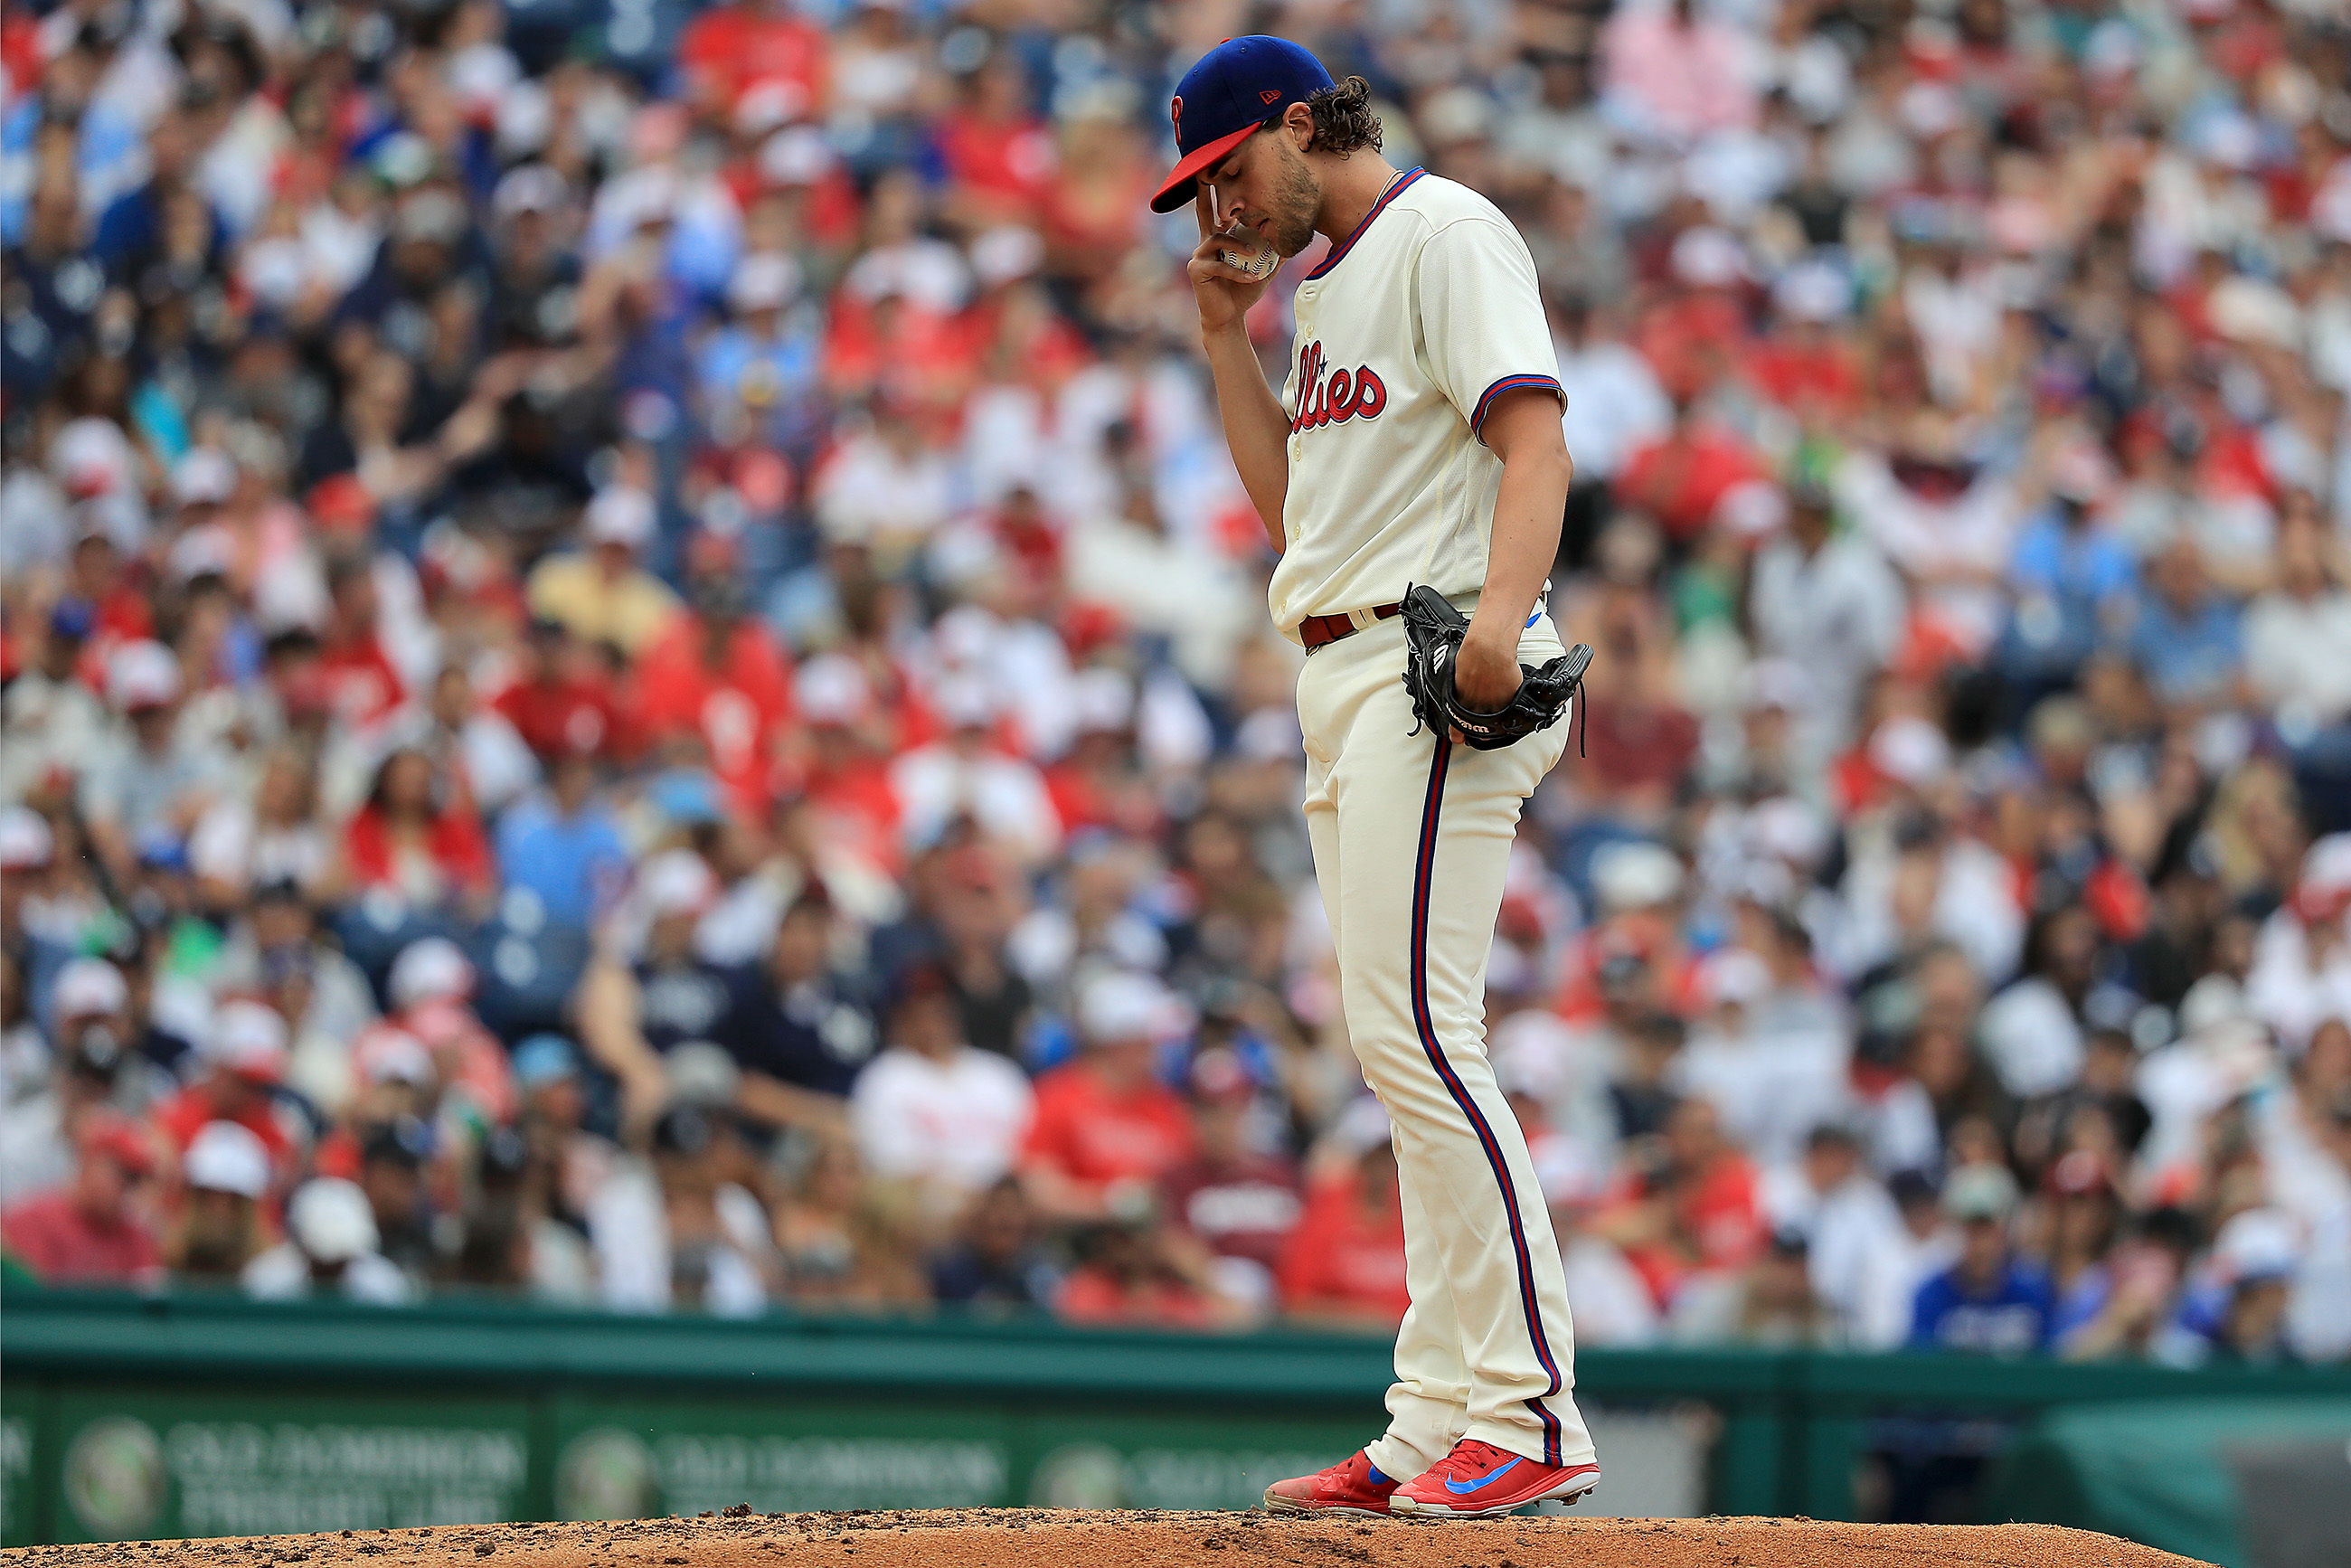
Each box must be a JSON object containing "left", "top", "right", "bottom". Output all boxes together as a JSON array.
[{"left": 1219, "top": 242, "right": 1278, "bottom": 281}]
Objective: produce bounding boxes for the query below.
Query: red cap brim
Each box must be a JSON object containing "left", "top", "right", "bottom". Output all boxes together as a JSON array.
[{"left": 1150, "top": 123, "right": 1262, "bottom": 214}]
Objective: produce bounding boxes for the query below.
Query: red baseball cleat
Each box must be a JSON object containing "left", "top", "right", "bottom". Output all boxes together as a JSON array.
[
  {"left": 1387, "top": 1438, "right": 1600, "bottom": 1518},
  {"left": 1261, "top": 1449, "right": 1403, "bottom": 1516}
]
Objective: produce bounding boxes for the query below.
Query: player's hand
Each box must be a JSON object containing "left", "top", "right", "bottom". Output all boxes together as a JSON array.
[
  {"left": 1187, "top": 190, "right": 1273, "bottom": 335},
  {"left": 1451, "top": 621, "right": 1525, "bottom": 723}
]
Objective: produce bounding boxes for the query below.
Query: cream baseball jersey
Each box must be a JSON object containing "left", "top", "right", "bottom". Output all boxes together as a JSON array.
[{"left": 1267, "top": 168, "right": 1565, "bottom": 639}]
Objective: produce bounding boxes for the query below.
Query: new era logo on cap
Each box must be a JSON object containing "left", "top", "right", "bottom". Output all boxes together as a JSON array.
[{"left": 1150, "top": 36, "right": 1336, "bottom": 213}]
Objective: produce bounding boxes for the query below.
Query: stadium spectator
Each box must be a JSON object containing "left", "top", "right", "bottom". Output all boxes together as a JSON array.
[
  {"left": 1911, "top": 1166, "right": 2054, "bottom": 1355},
  {"left": 154, "top": 999, "right": 297, "bottom": 1174},
  {"left": 1277, "top": 1098, "right": 1410, "bottom": 1330},
  {"left": 243, "top": 1176, "right": 411, "bottom": 1306},
  {"left": 0, "top": 958, "right": 146, "bottom": 1204},
  {"left": 1020, "top": 971, "right": 1193, "bottom": 1223},
  {"left": 851, "top": 961, "right": 1034, "bottom": 1223},
  {"left": 0, "top": 1112, "right": 161, "bottom": 1286},
  {"left": 717, "top": 889, "right": 876, "bottom": 1131},
  {"left": 1159, "top": 1046, "right": 1302, "bottom": 1317},
  {"left": 167, "top": 1121, "right": 273, "bottom": 1284},
  {"left": 930, "top": 1176, "right": 1061, "bottom": 1311}
]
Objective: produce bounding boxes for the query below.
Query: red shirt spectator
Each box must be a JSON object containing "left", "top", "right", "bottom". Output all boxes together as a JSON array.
[
  {"left": 1021, "top": 1059, "right": 1194, "bottom": 1203},
  {"left": 678, "top": 0, "right": 826, "bottom": 122},
  {"left": 342, "top": 749, "right": 496, "bottom": 905},
  {"left": 1159, "top": 1053, "right": 1301, "bottom": 1276},
  {"left": 496, "top": 624, "right": 630, "bottom": 762},
  {"left": 1279, "top": 1150, "right": 1411, "bottom": 1327},
  {"left": 317, "top": 559, "right": 406, "bottom": 729},
  {"left": 1599, "top": 1099, "right": 1767, "bottom": 1308},
  {"left": 0, "top": 1115, "right": 161, "bottom": 1286},
  {"left": 1615, "top": 411, "right": 1764, "bottom": 542},
  {"left": 155, "top": 1001, "right": 301, "bottom": 1175},
  {"left": 634, "top": 601, "right": 795, "bottom": 817},
  {"left": 934, "top": 58, "right": 1056, "bottom": 227},
  {"left": 1582, "top": 696, "right": 1701, "bottom": 798},
  {"left": 1056, "top": 1225, "right": 1228, "bottom": 1330},
  {"left": 1021, "top": 973, "right": 1194, "bottom": 1220},
  {"left": 1744, "top": 329, "right": 1862, "bottom": 420}
]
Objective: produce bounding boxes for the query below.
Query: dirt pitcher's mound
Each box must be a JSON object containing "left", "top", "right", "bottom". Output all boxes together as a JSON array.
[{"left": 1, "top": 1511, "right": 2215, "bottom": 1568}]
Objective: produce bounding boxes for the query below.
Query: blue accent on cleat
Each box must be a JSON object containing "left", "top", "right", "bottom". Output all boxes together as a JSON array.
[{"left": 1443, "top": 1458, "right": 1522, "bottom": 1495}]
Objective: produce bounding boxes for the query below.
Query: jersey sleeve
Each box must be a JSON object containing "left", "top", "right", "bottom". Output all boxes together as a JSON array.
[{"left": 1413, "top": 218, "right": 1564, "bottom": 444}]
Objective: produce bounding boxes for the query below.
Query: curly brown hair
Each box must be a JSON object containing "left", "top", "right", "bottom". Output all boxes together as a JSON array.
[{"left": 1303, "top": 75, "right": 1383, "bottom": 157}]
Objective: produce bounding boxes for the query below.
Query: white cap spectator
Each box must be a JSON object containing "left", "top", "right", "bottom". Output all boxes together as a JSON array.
[
  {"left": 52, "top": 959, "right": 127, "bottom": 1021},
  {"left": 206, "top": 1000, "right": 289, "bottom": 1081},
  {"left": 1670, "top": 225, "right": 1746, "bottom": 288},
  {"left": 106, "top": 640, "right": 183, "bottom": 713},
  {"left": 1071, "top": 669, "right": 1136, "bottom": 735},
  {"left": 582, "top": 486, "right": 657, "bottom": 552},
  {"left": 1079, "top": 969, "right": 1181, "bottom": 1045},
  {"left": 1592, "top": 842, "right": 1685, "bottom": 912},
  {"left": 51, "top": 419, "right": 136, "bottom": 500},
  {"left": 1330, "top": 1095, "right": 1394, "bottom": 1157},
  {"left": 173, "top": 449, "right": 238, "bottom": 508},
  {"left": 494, "top": 163, "right": 570, "bottom": 219},
  {"left": 356, "top": 1029, "right": 437, "bottom": 1089},
  {"left": 664, "top": 1042, "right": 742, "bottom": 1108},
  {"left": 969, "top": 226, "right": 1043, "bottom": 288},
  {"left": 1868, "top": 716, "right": 1953, "bottom": 790},
  {"left": 1746, "top": 797, "right": 1829, "bottom": 869},
  {"left": 167, "top": 524, "right": 239, "bottom": 583},
  {"left": 389, "top": 939, "right": 477, "bottom": 1012},
  {"left": 288, "top": 1178, "right": 381, "bottom": 1263},
  {"left": 637, "top": 849, "right": 718, "bottom": 919},
  {"left": 1714, "top": 479, "right": 1789, "bottom": 539},
  {"left": 2212, "top": 1210, "right": 2301, "bottom": 1286},
  {"left": 1941, "top": 1165, "right": 2020, "bottom": 1223},
  {"left": 795, "top": 656, "right": 874, "bottom": 726},
  {"left": 932, "top": 674, "right": 999, "bottom": 731},
  {"left": 1772, "top": 260, "right": 1851, "bottom": 323},
  {"left": 185, "top": 1121, "right": 272, "bottom": 1199},
  {"left": 0, "top": 808, "right": 53, "bottom": 871},
  {"left": 727, "top": 252, "right": 802, "bottom": 315},
  {"left": 2208, "top": 277, "right": 2302, "bottom": 352},
  {"left": 1699, "top": 948, "right": 1773, "bottom": 1011},
  {"left": 758, "top": 126, "right": 838, "bottom": 187}
]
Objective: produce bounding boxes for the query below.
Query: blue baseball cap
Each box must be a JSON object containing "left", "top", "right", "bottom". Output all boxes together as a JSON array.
[
  {"left": 1151, "top": 36, "right": 1335, "bottom": 214},
  {"left": 49, "top": 598, "right": 95, "bottom": 642}
]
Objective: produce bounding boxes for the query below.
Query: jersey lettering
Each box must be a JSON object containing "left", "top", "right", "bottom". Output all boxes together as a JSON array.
[{"left": 1290, "top": 340, "right": 1387, "bottom": 433}]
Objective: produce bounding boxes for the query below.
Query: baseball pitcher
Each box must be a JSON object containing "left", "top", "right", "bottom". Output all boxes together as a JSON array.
[{"left": 1152, "top": 36, "right": 1601, "bottom": 1520}]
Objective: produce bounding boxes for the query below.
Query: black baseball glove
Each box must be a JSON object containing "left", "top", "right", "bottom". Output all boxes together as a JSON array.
[{"left": 1399, "top": 584, "right": 1594, "bottom": 752}]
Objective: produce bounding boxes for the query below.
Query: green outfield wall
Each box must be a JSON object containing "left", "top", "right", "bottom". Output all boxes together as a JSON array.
[{"left": 3, "top": 1288, "right": 2345, "bottom": 1554}]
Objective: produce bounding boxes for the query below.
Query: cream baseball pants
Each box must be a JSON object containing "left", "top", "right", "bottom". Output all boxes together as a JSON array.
[{"left": 1296, "top": 605, "right": 1596, "bottom": 1478}]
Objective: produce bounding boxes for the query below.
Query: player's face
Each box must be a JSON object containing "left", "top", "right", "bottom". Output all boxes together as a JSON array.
[{"left": 1207, "top": 126, "right": 1323, "bottom": 259}]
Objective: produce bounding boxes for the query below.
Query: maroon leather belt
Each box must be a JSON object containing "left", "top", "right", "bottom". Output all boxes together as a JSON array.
[{"left": 1299, "top": 601, "right": 1402, "bottom": 651}]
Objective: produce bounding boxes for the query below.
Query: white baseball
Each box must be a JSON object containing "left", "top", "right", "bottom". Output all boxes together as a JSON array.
[{"left": 1219, "top": 243, "right": 1278, "bottom": 281}]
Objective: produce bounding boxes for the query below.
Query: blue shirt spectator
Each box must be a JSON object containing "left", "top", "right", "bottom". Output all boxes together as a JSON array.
[
  {"left": 1912, "top": 1258, "right": 2055, "bottom": 1355},
  {"left": 1997, "top": 495, "right": 2137, "bottom": 678},
  {"left": 1909, "top": 1167, "right": 2054, "bottom": 1355},
  {"left": 493, "top": 760, "right": 631, "bottom": 930},
  {"left": 2128, "top": 538, "right": 2242, "bottom": 707}
]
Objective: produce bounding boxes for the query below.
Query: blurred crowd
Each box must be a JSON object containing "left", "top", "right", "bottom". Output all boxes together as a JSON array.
[{"left": 3, "top": 0, "right": 2351, "bottom": 1372}]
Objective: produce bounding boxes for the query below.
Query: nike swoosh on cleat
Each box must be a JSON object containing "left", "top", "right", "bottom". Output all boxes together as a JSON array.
[{"left": 1442, "top": 1458, "right": 1522, "bottom": 1495}]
